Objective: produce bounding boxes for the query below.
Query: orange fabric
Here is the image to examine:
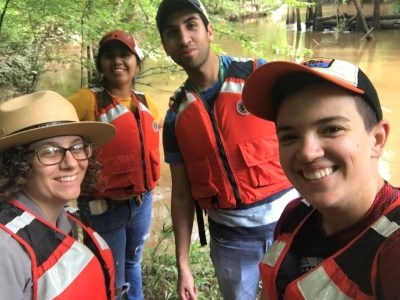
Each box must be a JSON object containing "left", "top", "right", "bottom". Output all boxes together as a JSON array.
[
  {"left": 91, "top": 88, "right": 160, "bottom": 197},
  {"left": 175, "top": 62, "right": 290, "bottom": 209}
]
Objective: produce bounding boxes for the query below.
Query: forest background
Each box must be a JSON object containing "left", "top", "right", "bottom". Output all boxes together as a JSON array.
[{"left": 1, "top": 0, "right": 399, "bottom": 299}]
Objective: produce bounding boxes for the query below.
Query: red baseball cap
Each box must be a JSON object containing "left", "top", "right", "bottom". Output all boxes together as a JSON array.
[{"left": 99, "top": 30, "right": 144, "bottom": 61}]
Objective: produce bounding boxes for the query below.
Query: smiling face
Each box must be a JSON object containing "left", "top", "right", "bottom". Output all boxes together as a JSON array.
[
  {"left": 23, "top": 136, "right": 88, "bottom": 206},
  {"left": 161, "top": 9, "right": 214, "bottom": 71},
  {"left": 276, "top": 84, "right": 388, "bottom": 212},
  {"left": 98, "top": 41, "right": 139, "bottom": 88}
]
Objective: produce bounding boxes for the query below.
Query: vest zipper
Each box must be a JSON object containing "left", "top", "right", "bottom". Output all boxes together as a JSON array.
[
  {"left": 135, "top": 108, "right": 149, "bottom": 191},
  {"left": 209, "top": 106, "right": 242, "bottom": 205}
]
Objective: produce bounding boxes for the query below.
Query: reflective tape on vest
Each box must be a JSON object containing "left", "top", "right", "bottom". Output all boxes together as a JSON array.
[
  {"left": 5, "top": 211, "right": 35, "bottom": 232},
  {"left": 297, "top": 266, "right": 352, "bottom": 300},
  {"left": 222, "top": 81, "right": 245, "bottom": 94},
  {"left": 262, "top": 240, "right": 287, "bottom": 267},
  {"left": 371, "top": 215, "right": 400, "bottom": 237},
  {"left": 37, "top": 241, "right": 95, "bottom": 299}
]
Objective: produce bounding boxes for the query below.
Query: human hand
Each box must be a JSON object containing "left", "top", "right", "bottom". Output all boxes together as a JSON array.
[{"left": 177, "top": 268, "right": 198, "bottom": 300}]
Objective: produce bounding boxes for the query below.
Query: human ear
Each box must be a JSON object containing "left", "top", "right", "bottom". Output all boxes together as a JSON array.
[
  {"left": 371, "top": 120, "right": 390, "bottom": 158},
  {"left": 207, "top": 24, "right": 214, "bottom": 41}
]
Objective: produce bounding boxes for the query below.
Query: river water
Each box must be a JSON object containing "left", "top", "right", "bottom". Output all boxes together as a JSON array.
[{"left": 37, "top": 4, "right": 400, "bottom": 245}]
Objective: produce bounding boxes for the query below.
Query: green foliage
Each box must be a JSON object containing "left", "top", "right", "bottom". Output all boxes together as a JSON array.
[
  {"left": 0, "top": 0, "right": 312, "bottom": 95},
  {"left": 391, "top": 0, "right": 400, "bottom": 13},
  {"left": 142, "top": 205, "right": 221, "bottom": 299}
]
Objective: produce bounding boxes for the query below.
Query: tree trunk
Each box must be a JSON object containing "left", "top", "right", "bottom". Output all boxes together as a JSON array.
[
  {"left": 372, "top": 0, "right": 381, "bottom": 29},
  {"left": 352, "top": 0, "right": 372, "bottom": 36},
  {"left": 296, "top": 7, "right": 302, "bottom": 31}
]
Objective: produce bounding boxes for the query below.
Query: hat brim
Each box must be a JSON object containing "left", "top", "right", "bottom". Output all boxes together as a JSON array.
[
  {"left": 0, "top": 122, "right": 116, "bottom": 152},
  {"left": 242, "top": 61, "right": 365, "bottom": 121}
]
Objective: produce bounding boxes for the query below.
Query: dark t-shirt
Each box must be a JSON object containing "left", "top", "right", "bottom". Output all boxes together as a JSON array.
[{"left": 274, "top": 183, "right": 400, "bottom": 299}]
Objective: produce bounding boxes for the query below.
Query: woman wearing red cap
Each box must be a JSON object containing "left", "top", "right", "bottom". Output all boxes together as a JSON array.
[{"left": 69, "top": 30, "right": 161, "bottom": 300}]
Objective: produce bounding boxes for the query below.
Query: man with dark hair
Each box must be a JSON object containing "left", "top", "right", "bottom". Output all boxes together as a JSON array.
[
  {"left": 242, "top": 58, "right": 400, "bottom": 299},
  {"left": 156, "top": 1, "right": 298, "bottom": 299}
]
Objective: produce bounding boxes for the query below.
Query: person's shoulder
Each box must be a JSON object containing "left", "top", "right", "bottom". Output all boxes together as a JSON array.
[
  {"left": 68, "top": 87, "right": 93, "bottom": 100},
  {"left": 0, "top": 229, "right": 31, "bottom": 266}
]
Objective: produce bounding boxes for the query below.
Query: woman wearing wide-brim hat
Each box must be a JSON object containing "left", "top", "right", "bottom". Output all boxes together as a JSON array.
[{"left": 0, "top": 90, "right": 116, "bottom": 299}]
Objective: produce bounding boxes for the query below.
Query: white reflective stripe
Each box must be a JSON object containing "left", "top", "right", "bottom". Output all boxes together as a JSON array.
[
  {"left": 298, "top": 266, "right": 352, "bottom": 300},
  {"left": 5, "top": 211, "right": 35, "bottom": 233},
  {"left": 98, "top": 103, "right": 128, "bottom": 123},
  {"left": 94, "top": 231, "right": 110, "bottom": 251},
  {"left": 262, "top": 240, "right": 286, "bottom": 267},
  {"left": 37, "top": 241, "right": 94, "bottom": 299},
  {"left": 221, "top": 81, "right": 244, "bottom": 94},
  {"left": 138, "top": 101, "right": 150, "bottom": 113},
  {"left": 176, "top": 93, "right": 197, "bottom": 120},
  {"left": 371, "top": 215, "right": 400, "bottom": 237}
]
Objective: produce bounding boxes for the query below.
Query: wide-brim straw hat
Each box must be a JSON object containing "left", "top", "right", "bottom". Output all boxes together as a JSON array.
[{"left": 0, "top": 90, "right": 116, "bottom": 152}]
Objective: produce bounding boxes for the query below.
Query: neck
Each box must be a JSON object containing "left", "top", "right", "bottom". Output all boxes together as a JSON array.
[
  {"left": 23, "top": 191, "right": 64, "bottom": 226},
  {"left": 319, "top": 177, "right": 385, "bottom": 235},
  {"left": 104, "top": 83, "right": 132, "bottom": 99},
  {"left": 186, "top": 52, "right": 220, "bottom": 91}
]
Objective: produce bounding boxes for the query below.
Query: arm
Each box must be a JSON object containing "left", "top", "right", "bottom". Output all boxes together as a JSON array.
[
  {"left": 170, "top": 164, "right": 198, "bottom": 300},
  {"left": 0, "top": 231, "right": 32, "bottom": 299}
]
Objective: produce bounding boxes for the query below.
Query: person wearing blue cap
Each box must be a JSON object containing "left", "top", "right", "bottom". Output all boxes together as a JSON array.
[
  {"left": 156, "top": 1, "right": 299, "bottom": 299},
  {"left": 242, "top": 58, "right": 399, "bottom": 299}
]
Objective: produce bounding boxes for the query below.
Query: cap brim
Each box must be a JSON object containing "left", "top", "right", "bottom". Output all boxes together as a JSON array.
[
  {"left": 242, "top": 61, "right": 365, "bottom": 121},
  {"left": 0, "top": 122, "right": 116, "bottom": 152}
]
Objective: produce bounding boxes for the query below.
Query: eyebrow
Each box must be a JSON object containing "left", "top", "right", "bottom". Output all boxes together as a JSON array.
[
  {"left": 33, "top": 137, "right": 84, "bottom": 148},
  {"left": 277, "top": 116, "right": 351, "bottom": 133},
  {"left": 164, "top": 15, "right": 201, "bottom": 31}
]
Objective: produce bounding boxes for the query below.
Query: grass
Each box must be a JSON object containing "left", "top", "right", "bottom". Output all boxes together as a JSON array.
[{"left": 142, "top": 206, "right": 222, "bottom": 300}]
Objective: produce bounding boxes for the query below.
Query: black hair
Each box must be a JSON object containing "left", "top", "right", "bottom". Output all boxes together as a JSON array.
[
  {"left": 158, "top": 6, "right": 209, "bottom": 41},
  {"left": 93, "top": 42, "right": 143, "bottom": 87}
]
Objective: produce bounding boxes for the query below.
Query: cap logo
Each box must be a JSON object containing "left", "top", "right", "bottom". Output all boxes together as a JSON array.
[{"left": 303, "top": 58, "right": 335, "bottom": 69}]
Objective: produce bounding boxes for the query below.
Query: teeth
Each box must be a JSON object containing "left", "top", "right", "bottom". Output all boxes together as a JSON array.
[
  {"left": 303, "top": 167, "right": 333, "bottom": 180},
  {"left": 57, "top": 175, "right": 77, "bottom": 182}
]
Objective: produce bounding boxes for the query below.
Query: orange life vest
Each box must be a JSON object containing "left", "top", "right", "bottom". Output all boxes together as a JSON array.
[
  {"left": 0, "top": 200, "right": 115, "bottom": 300},
  {"left": 260, "top": 197, "right": 400, "bottom": 300},
  {"left": 90, "top": 87, "right": 160, "bottom": 198},
  {"left": 173, "top": 59, "right": 290, "bottom": 209}
]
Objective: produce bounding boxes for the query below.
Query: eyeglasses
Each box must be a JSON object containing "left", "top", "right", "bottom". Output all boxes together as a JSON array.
[{"left": 24, "top": 143, "right": 94, "bottom": 166}]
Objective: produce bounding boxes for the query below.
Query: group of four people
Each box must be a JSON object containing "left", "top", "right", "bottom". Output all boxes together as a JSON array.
[{"left": 0, "top": 0, "right": 398, "bottom": 299}]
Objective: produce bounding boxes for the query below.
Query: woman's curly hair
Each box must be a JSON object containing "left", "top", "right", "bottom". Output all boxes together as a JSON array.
[{"left": 0, "top": 141, "right": 103, "bottom": 202}]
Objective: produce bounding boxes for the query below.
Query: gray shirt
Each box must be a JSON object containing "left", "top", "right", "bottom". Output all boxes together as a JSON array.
[{"left": 0, "top": 193, "right": 74, "bottom": 299}]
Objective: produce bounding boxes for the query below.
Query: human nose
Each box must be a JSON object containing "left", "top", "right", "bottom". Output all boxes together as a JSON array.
[
  {"left": 110, "top": 55, "right": 123, "bottom": 63},
  {"left": 177, "top": 28, "right": 191, "bottom": 45},
  {"left": 295, "top": 135, "right": 324, "bottom": 162},
  {"left": 59, "top": 150, "right": 79, "bottom": 167}
]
